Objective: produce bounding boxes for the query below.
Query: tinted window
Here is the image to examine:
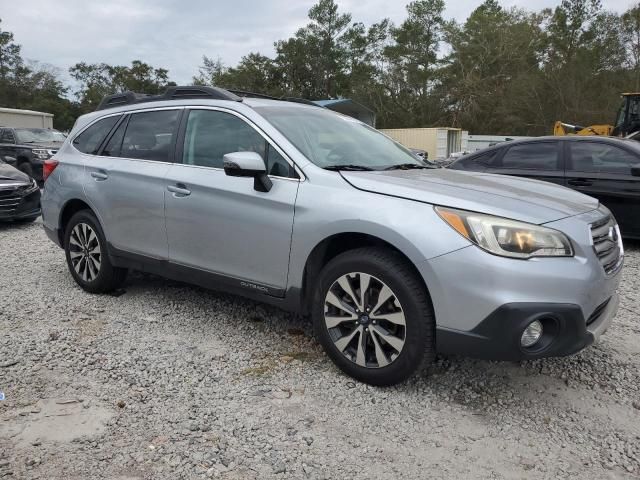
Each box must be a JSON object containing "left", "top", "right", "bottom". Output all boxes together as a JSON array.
[
  {"left": 120, "top": 110, "right": 179, "bottom": 162},
  {"left": 102, "top": 118, "right": 128, "bottom": 157},
  {"left": 570, "top": 142, "right": 639, "bottom": 174},
  {"left": 73, "top": 116, "right": 120, "bottom": 154},
  {"left": 500, "top": 142, "right": 559, "bottom": 170}
]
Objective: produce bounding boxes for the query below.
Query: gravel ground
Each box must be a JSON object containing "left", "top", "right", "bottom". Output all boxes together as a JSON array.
[{"left": 1, "top": 221, "right": 639, "bottom": 480}]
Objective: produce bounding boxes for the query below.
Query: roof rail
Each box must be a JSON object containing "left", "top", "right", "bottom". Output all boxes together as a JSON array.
[
  {"left": 95, "top": 85, "right": 242, "bottom": 111},
  {"left": 281, "top": 97, "right": 317, "bottom": 106},
  {"left": 228, "top": 89, "right": 320, "bottom": 107},
  {"left": 227, "top": 89, "right": 279, "bottom": 100}
]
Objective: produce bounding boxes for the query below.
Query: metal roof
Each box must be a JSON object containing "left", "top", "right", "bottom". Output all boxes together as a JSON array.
[{"left": 0, "top": 107, "right": 54, "bottom": 117}]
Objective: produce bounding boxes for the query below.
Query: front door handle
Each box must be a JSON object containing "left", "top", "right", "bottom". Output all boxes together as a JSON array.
[
  {"left": 568, "top": 178, "right": 593, "bottom": 187},
  {"left": 90, "top": 171, "right": 108, "bottom": 181},
  {"left": 167, "top": 184, "right": 191, "bottom": 196}
]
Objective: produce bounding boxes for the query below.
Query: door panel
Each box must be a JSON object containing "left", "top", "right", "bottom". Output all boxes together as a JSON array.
[
  {"left": 84, "top": 157, "right": 172, "bottom": 257},
  {"left": 566, "top": 141, "right": 640, "bottom": 238},
  {"left": 80, "top": 109, "right": 180, "bottom": 258},
  {"left": 165, "top": 165, "right": 298, "bottom": 290},
  {"left": 165, "top": 108, "right": 299, "bottom": 291}
]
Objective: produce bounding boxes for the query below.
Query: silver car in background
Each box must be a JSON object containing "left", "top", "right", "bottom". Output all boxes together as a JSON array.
[{"left": 41, "top": 86, "right": 622, "bottom": 386}]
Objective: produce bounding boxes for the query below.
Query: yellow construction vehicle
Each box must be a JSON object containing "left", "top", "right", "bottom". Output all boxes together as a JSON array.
[{"left": 554, "top": 93, "right": 640, "bottom": 137}]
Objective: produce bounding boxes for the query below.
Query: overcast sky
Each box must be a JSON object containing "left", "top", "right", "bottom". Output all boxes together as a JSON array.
[{"left": 0, "top": 0, "right": 634, "bottom": 87}]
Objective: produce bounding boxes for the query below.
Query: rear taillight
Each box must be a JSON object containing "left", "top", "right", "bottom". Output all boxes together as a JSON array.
[{"left": 43, "top": 159, "right": 59, "bottom": 182}]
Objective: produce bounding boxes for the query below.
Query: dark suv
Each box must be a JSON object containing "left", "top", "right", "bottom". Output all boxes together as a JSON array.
[
  {"left": 448, "top": 136, "right": 640, "bottom": 239},
  {"left": 0, "top": 127, "right": 66, "bottom": 181}
]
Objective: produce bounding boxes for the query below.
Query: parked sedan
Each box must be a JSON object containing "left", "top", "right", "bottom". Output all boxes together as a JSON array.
[
  {"left": 0, "top": 160, "right": 41, "bottom": 223},
  {"left": 448, "top": 136, "right": 640, "bottom": 239}
]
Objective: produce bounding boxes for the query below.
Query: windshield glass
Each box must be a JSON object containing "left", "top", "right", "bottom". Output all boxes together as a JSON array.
[
  {"left": 15, "top": 129, "right": 66, "bottom": 144},
  {"left": 254, "top": 106, "right": 431, "bottom": 169}
]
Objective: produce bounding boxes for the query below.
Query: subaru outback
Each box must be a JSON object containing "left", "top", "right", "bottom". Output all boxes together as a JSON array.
[{"left": 41, "top": 86, "right": 622, "bottom": 386}]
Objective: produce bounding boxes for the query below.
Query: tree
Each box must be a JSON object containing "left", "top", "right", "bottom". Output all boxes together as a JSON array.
[
  {"left": 274, "top": 0, "right": 355, "bottom": 98},
  {"left": 70, "top": 60, "right": 174, "bottom": 111},
  {"left": 443, "top": 1, "right": 546, "bottom": 134},
  {"left": 194, "top": 54, "right": 283, "bottom": 95},
  {"left": 381, "top": 0, "right": 447, "bottom": 127},
  {"left": 622, "top": 3, "right": 640, "bottom": 90},
  {"left": 542, "top": 0, "right": 626, "bottom": 130}
]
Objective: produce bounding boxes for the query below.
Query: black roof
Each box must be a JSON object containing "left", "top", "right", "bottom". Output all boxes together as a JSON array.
[{"left": 469, "top": 135, "right": 640, "bottom": 156}]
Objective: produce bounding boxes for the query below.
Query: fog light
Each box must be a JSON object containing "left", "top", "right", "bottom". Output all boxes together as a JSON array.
[{"left": 521, "top": 320, "right": 543, "bottom": 348}]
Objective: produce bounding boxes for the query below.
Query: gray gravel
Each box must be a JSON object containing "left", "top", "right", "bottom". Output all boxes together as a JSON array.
[{"left": 1, "top": 220, "right": 639, "bottom": 479}]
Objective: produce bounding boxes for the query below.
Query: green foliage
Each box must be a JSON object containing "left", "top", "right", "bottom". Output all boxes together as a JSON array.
[
  {"left": 69, "top": 60, "right": 174, "bottom": 111},
  {"left": 3, "top": 0, "right": 640, "bottom": 135}
]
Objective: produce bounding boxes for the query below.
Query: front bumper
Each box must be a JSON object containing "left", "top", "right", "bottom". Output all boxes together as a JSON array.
[
  {"left": 421, "top": 207, "right": 622, "bottom": 360},
  {"left": 436, "top": 294, "right": 618, "bottom": 360},
  {"left": 0, "top": 188, "right": 41, "bottom": 221}
]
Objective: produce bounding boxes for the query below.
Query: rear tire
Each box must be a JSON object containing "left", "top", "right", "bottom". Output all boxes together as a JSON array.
[
  {"left": 312, "top": 247, "right": 435, "bottom": 386},
  {"left": 64, "top": 210, "right": 127, "bottom": 293}
]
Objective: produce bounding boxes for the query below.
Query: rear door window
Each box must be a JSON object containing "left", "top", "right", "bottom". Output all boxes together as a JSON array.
[
  {"left": 569, "top": 142, "right": 638, "bottom": 175},
  {"left": 500, "top": 142, "right": 560, "bottom": 170},
  {"left": 119, "top": 110, "right": 180, "bottom": 162}
]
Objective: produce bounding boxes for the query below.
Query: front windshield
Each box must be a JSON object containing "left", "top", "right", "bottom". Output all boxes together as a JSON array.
[
  {"left": 15, "top": 128, "right": 66, "bottom": 144},
  {"left": 254, "top": 105, "right": 431, "bottom": 170}
]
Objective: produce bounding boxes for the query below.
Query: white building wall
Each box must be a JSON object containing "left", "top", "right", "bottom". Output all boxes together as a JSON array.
[{"left": 0, "top": 108, "right": 54, "bottom": 129}]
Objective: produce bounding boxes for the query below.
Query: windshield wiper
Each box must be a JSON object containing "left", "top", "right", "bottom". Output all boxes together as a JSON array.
[
  {"left": 323, "top": 164, "right": 375, "bottom": 171},
  {"left": 383, "top": 163, "right": 430, "bottom": 170}
]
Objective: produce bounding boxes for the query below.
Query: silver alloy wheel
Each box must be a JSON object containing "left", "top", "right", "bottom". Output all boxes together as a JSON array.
[
  {"left": 324, "top": 272, "right": 406, "bottom": 368},
  {"left": 69, "top": 223, "right": 101, "bottom": 282}
]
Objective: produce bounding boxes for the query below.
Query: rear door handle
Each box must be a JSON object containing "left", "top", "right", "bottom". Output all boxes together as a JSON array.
[
  {"left": 568, "top": 179, "right": 593, "bottom": 187},
  {"left": 90, "top": 171, "right": 108, "bottom": 181},
  {"left": 167, "top": 184, "right": 191, "bottom": 196}
]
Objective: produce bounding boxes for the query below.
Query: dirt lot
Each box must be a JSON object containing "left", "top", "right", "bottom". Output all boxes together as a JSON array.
[{"left": 1, "top": 221, "right": 639, "bottom": 479}]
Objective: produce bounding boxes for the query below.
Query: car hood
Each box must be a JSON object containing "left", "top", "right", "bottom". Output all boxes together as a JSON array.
[
  {"left": 340, "top": 168, "right": 599, "bottom": 224},
  {"left": 0, "top": 161, "right": 30, "bottom": 185},
  {"left": 19, "top": 141, "right": 63, "bottom": 150}
]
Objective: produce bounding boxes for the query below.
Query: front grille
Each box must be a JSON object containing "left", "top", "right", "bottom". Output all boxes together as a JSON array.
[
  {"left": 0, "top": 195, "right": 21, "bottom": 214},
  {"left": 0, "top": 184, "right": 28, "bottom": 215},
  {"left": 590, "top": 215, "right": 623, "bottom": 275},
  {"left": 586, "top": 298, "right": 610, "bottom": 326}
]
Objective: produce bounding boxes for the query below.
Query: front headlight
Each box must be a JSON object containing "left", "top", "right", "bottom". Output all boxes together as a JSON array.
[{"left": 435, "top": 206, "right": 573, "bottom": 259}]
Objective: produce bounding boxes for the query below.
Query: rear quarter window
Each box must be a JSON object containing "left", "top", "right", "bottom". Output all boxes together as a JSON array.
[{"left": 72, "top": 116, "right": 121, "bottom": 155}]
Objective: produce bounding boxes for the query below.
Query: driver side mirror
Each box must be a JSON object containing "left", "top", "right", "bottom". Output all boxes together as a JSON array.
[
  {"left": 632, "top": 165, "right": 640, "bottom": 177},
  {"left": 223, "top": 151, "right": 273, "bottom": 192}
]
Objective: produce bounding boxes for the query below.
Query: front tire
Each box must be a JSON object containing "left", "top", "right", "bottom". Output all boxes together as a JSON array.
[
  {"left": 312, "top": 247, "right": 435, "bottom": 386},
  {"left": 64, "top": 210, "right": 127, "bottom": 293}
]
